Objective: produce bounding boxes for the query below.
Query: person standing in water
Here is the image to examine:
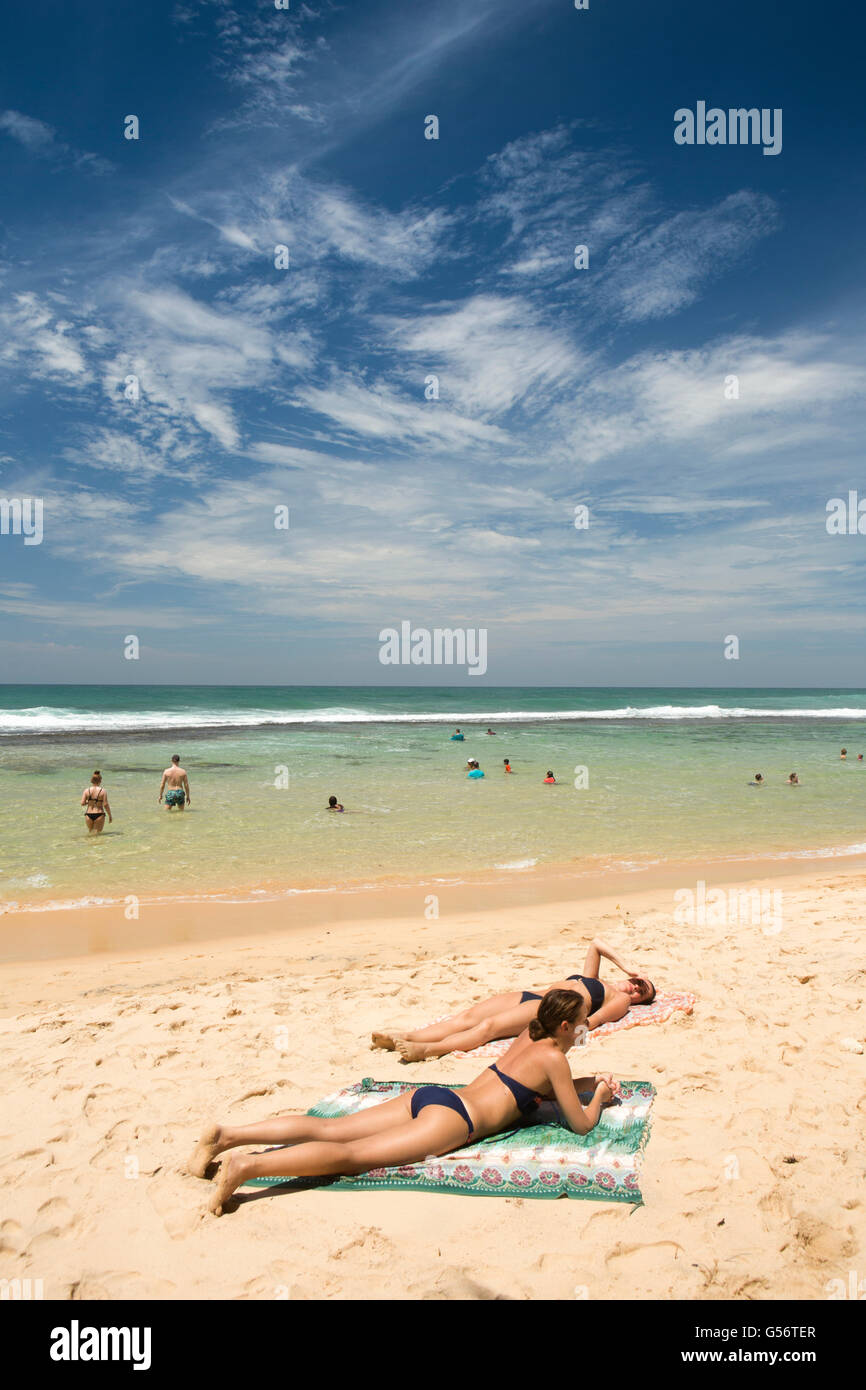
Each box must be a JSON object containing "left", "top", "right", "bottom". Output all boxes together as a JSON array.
[
  {"left": 81, "top": 770, "right": 112, "bottom": 834},
  {"left": 503, "top": 758, "right": 513, "bottom": 774},
  {"left": 159, "top": 754, "right": 191, "bottom": 810}
]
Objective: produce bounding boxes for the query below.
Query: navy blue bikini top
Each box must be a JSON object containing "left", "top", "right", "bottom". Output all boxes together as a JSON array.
[
  {"left": 489, "top": 1062, "right": 540, "bottom": 1117},
  {"left": 568, "top": 973, "right": 605, "bottom": 1013}
]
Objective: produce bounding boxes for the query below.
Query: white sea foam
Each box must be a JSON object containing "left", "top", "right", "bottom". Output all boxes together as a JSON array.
[{"left": 2, "top": 701, "right": 866, "bottom": 735}]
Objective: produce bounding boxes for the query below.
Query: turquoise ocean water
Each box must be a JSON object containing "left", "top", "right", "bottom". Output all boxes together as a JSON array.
[{"left": 1, "top": 686, "right": 865, "bottom": 910}]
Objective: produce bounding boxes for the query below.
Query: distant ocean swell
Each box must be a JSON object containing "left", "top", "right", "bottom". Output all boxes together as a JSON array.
[{"left": 3, "top": 703, "right": 866, "bottom": 735}]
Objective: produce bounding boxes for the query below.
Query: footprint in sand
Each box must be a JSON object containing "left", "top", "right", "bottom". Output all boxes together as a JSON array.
[
  {"left": 791, "top": 1210, "right": 856, "bottom": 1264},
  {"left": 604, "top": 1240, "right": 685, "bottom": 1275},
  {"left": 144, "top": 1172, "right": 208, "bottom": 1241},
  {"left": 230, "top": 1085, "right": 274, "bottom": 1106},
  {"left": 420, "top": 1268, "right": 517, "bottom": 1300},
  {"left": 71, "top": 1271, "right": 179, "bottom": 1299},
  {"left": 328, "top": 1226, "right": 395, "bottom": 1266},
  {"left": 24, "top": 1196, "right": 80, "bottom": 1249},
  {"left": 0, "top": 1219, "right": 25, "bottom": 1254},
  {"left": 83, "top": 1085, "right": 139, "bottom": 1122},
  {"left": 3, "top": 1147, "right": 55, "bottom": 1183},
  {"left": 25, "top": 1202, "right": 83, "bottom": 1256}
]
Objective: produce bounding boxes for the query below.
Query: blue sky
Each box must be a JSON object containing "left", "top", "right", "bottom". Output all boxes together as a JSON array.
[{"left": 1, "top": 0, "right": 865, "bottom": 685}]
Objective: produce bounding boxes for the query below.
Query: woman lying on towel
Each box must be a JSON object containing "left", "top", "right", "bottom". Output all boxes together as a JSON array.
[
  {"left": 372, "top": 936, "right": 656, "bottom": 1062},
  {"left": 190, "top": 990, "right": 614, "bottom": 1215}
]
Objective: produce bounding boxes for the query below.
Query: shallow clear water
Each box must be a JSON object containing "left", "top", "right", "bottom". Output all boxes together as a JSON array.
[{"left": 1, "top": 685, "right": 865, "bottom": 908}]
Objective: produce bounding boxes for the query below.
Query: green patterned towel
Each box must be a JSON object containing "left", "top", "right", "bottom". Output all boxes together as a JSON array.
[{"left": 246, "top": 1077, "right": 654, "bottom": 1202}]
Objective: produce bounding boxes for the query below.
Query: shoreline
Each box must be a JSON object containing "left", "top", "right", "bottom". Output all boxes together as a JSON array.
[{"left": 3, "top": 845, "right": 866, "bottom": 965}]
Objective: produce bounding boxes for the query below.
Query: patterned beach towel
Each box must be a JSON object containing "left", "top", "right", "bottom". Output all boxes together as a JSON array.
[
  {"left": 246, "top": 1076, "right": 654, "bottom": 1202},
  {"left": 447, "top": 989, "right": 696, "bottom": 1060}
]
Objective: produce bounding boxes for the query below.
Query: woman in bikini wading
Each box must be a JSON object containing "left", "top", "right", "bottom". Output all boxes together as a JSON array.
[
  {"left": 80, "top": 770, "right": 112, "bottom": 834},
  {"left": 189, "top": 989, "right": 615, "bottom": 1215},
  {"left": 372, "top": 936, "right": 656, "bottom": 1061}
]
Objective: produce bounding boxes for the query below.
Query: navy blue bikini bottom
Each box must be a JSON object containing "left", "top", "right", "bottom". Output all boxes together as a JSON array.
[{"left": 410, "top": 1084, "right": 474, "bottom": 1137}]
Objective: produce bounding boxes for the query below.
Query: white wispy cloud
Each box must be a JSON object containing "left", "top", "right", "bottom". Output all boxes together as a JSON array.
[
  {"left": 382, "top": 294, "right": 585, "bottom": 416},
  {"left": 0, "top": 108, "right": 113, "bottom": 173},
  {"left": 0, "top": 109, "right": 54, "bottom": 150},
  {"left": 295, "top": 373, "right": 509, "bottom": 448},
  {"left": 0, "top": 293, "right": 91, "bottom": 382},
  {"left": 603, "top": 191, "right": 778, "bottom": 322}
]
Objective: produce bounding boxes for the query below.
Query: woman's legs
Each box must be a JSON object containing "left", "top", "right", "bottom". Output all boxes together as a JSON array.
[
  {"left": 372, "top": 991, "right": 525, "bottom": 1051},
  {"left": 208, "top": 1105, "right": 470, "bottom": 1214},
  {"left": 188, "top": 1093, "right": 414, "bottom": 1177},
  {"left": 395, "top": 1001, "right": 537, "bottom": 1061}
]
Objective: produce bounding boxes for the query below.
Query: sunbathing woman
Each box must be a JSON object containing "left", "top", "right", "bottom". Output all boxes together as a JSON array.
[
  {"left": 189, "top": 990, "right": 614, "bottom": 1215},
  {"left": 372, "top": 935, "right": 656, "bottom": 1061}
]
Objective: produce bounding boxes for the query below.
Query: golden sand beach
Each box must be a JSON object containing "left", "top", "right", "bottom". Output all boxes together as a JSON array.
[{"left": 1, "top": 860, "right": 864, "bottom": 1301}]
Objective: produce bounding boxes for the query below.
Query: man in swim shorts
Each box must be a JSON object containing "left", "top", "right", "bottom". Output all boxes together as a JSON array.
[{"left": 159, "top": 754, "right": 191, "bottom": 810}]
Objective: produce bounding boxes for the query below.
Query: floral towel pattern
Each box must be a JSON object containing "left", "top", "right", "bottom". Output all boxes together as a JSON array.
[
  {"left": 247, "top": 1077, "right": 655, "bottom": 1202},
  {"left": 447, "top": 989, "right": 696, "bottom": 1060}
]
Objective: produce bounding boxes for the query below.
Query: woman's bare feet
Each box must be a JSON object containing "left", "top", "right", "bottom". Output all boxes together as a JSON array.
[
  {"left": 187, "top": 1122, "right": 223, "bottom": 1179},
  {"left": 371, "top": 1032, "right": 397, "bottom": 1051},
  {"left": 395, "top": 1037, "right": 428, "bottom": 1062},
  {"left": 208, "top": 1154, "right": 247, "bottom": 1216}
]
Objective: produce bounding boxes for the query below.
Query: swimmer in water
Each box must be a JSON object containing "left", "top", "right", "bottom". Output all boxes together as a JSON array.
[
  {"left": 451, "top": 728, "right": 464, "bottom": 741},
  {"left": 159, "top": 754, "right": 191, "bottom": 810},
  {"left": 787, "top": 772, "right": 799, "bottom": 785},
  {"left": 750, "top": 773, "right": 764, "bottom": 786},
  {"left": 81, "top": 770, "right": 112, "bottom": 834},
  {"left": 372, "top": 937, "right": 657, "bottom": 1061},
  {"left": 543, "top": 770, "right": 556, "bottom": 784},
  {"left": 327, "top": 796, "right": 344, "bottom": 811},
  {"left": 486, "top": 728, "right": 496, "bottom": 735}
]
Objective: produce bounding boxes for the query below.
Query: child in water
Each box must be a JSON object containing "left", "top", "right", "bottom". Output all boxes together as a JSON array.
[
  {"left": 327, "top": 796, "right": 344, "bottom": 811},
  {"left": 503, "top": 759, "right": 512, "bottom": 773},
  {"left": 543, "top": 771, "right": 556, "bottom": 784}
]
